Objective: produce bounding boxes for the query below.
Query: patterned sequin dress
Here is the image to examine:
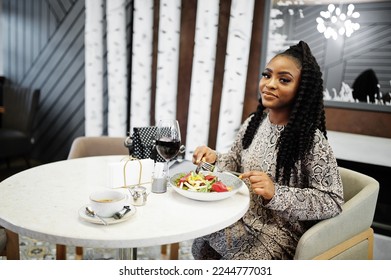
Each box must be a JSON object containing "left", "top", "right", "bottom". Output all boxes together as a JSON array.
[{"left": 191, "top": 115, "right": 344, "bottom": 260}]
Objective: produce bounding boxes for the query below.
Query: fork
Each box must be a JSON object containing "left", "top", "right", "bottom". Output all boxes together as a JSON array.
[
  {"left": 195, "top": 160, "right": 216, "bottom": 174},
  {"left": 195, "top": 160, "right": 241, "bottom": 177}
]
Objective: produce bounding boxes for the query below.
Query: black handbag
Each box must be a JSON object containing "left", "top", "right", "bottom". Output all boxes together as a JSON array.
[
  {"left": 128, "top": 126, "right": 185, "bottom": 162},
  {"left": 131, "top": 126, "right": 165, "bottom": 162}
]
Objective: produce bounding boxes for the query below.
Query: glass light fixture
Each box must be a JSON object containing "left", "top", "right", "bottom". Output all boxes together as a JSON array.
[{"left": 316, "top": 4, "right": 360, "bottom": 40}]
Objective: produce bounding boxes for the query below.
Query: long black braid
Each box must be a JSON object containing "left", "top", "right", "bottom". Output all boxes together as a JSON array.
[{"left": 242, "top": 41, "right": 327, "bottom": 185}]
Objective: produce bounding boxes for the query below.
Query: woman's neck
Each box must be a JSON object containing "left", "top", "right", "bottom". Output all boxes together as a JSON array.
[{"left": 268, "top": 109, "right": 290, "bottom": 125}]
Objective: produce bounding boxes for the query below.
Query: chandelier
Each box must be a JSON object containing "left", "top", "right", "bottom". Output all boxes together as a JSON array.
[{"left": 316, "top": 4, "right": 360, "bottom": 40}]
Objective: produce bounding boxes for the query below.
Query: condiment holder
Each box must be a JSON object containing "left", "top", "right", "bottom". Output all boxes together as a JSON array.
[
  {"left": 128, "top": 186, "right": 148, "bottom": 206},
  {"left": 152, "top": 162, "right": 167, "bottom": 193}
]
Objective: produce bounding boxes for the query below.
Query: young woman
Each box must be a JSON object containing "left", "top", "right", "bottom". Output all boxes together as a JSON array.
[{"left": 191, "top": 41, "right": 344, "bottom": 260}]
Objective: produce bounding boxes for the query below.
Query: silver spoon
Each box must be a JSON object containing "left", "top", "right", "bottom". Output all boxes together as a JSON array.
[{"left": 85, "top": 206, "right": 108, "bottom": 225}]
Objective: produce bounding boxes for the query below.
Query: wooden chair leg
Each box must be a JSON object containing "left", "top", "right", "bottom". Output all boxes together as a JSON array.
[
  {"left": 161, "top": 244, "right": 168, "bottom": 255},
  {"left": 76, "top": 246, "right": 83, "bottom": 260},
  {"left": 169, "top": 242, "right": 179, "bottom": 260},
  {"left": 5, "top": 229, "right": 20, "bottom": 260},
  {"left": 367, "top": 228, "right": 374, "bottom": 260},
  {"left": 56, "top": 244, "right": 66, "bottom": 260}
]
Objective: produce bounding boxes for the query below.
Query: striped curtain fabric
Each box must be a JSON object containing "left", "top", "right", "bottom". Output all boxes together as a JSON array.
[
  {"left": 129, "top": 0, "right": 265, "bottom": 159},
  {"left": 83, "top": 0, "right": 265, "bottom": 159}
]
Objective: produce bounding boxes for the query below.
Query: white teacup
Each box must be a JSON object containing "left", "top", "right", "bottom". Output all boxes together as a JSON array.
[{"left": 89, "top": 190, "right": 128, "bottom": 218}]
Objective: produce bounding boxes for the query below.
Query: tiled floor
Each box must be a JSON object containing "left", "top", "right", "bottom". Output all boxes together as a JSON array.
[
  {"left": 374, "top": 234, "right": 391, "bottom": 260},
  {"left": 1, "top": 233, "right": 390, "bottom": 260},
  {"left": 3, "top": 235, "right": 194, "bottom": 260}
]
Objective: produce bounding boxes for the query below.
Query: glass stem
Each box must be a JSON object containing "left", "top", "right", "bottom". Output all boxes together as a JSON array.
[{"left": 164, "top": 160, "right": 169, "bottom": 179}]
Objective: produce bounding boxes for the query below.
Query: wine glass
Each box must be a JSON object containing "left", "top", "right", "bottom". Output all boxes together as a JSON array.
[{"left": 155, "top": 119, "right": 181, "bottom": 182}]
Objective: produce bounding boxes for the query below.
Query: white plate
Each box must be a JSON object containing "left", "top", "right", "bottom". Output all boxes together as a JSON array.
[
  {"left": 169, "top": 171, "right": 245, "bottom": 201},
  {"left": 78, "top": 204, "right": 136, "bottom": 225}
]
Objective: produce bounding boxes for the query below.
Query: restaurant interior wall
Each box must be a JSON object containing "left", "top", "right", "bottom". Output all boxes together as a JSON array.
[
  {"left": 2, "top": 0, "right": 98, "bottom": 162},
  {"left": 0, "top": 0, "right": 267, "bottom": 163},
  {"left": 2, "top": 0, "right": 388, "bottom": 162}
]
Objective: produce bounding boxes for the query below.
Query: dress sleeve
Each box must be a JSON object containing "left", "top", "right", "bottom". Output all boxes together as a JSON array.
[
  {"left": 215, "top": 117, "right": 252, "bottom": 173},
  {"left": 265, "top": 131, "right": 344, "bottom": 221}
]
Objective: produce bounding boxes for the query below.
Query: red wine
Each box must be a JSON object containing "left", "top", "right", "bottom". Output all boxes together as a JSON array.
[{"left": 156, "top": 139, "right": 180, "bottom": 160}]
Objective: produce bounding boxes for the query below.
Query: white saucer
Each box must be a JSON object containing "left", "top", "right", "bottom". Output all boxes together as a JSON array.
[{"left": 78, "top": 204, "right": 136, "bottom": 225}]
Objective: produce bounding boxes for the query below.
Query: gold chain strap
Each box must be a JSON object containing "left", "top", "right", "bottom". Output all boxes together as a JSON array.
[{"left": 121, "top": 156, "right": 143, "bottom": 188}]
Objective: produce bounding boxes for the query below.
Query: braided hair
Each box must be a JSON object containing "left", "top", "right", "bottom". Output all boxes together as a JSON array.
[{"left": 242, "top": 41, "right": 327, "bottom": 185}]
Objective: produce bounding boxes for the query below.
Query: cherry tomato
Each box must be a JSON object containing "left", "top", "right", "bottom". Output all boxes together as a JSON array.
[
  {"left": 178, "top": 173, "right": 191, "bottom": 185},
  {"left": 211, "top": 181, "right": 228, "bottom": 192},
  {"left": 204, "top": 175, "right": 216, "bottom": 181}
]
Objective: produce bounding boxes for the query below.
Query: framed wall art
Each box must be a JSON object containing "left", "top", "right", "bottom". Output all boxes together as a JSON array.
[{"left": 262, "top": 0, "right": 391, "bottom": 112}]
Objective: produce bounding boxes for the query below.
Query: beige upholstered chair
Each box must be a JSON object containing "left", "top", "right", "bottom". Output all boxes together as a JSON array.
[
  {"left": 294, "top": 167, "right": 379, "bottom": 260},
  {"left": 67, "top": 136, "right": 129, "bottom": 159},
  {"left": 56, "top": 136, "right": 179, "bottom": 260}
]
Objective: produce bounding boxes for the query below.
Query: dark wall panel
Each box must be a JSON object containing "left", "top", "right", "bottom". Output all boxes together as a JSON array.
[
  {"left": 2, "top": 0, "right": 85, "bottom": 162},
  {"left": 2, "top": 0, "right": 133, "bottom": 162}
]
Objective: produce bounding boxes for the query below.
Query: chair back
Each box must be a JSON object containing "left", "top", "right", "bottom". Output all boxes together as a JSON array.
[
  {"left": 294, "top": 167, "right": 379, "bottom": 259},
  {"left": 68, "top": 136, "right": 128, "bottom": 159},
  {"left": 2, "top": 86, "right": 40, "bottom": 135}
]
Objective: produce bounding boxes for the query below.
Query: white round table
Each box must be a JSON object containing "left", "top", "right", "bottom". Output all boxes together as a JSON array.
[{"left": 0, "top": 156, "right": 249, "bottom": 253}]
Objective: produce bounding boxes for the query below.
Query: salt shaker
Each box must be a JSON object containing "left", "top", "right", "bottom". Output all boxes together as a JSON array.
[
  {"left": 130, "top": 186, "right": 148, "bottom": 206},
  {"left": 152, "top": 162, "right": 167, "bottom": 193}
]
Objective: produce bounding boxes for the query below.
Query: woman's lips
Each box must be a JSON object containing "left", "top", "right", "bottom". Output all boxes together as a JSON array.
[{"left": 262, "top": 91, "right": 278, "bottom": 98}]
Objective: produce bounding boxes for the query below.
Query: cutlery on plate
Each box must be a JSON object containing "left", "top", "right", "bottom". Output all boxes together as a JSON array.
[
  {"left": 195, "top": 160, "right": 242, "bottom": 177},
  {"left": 85, "top": 206, "right": 108, "bottom": 225},
  {"left": 112, "top": 206, "right": 131, "bottom": 220}
]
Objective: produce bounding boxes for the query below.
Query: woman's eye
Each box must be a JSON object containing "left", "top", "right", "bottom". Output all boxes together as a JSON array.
[
  {"left": 280, "top": 78, "right": 291, "bottom": 84},
  {"left": 261, "top": 72, "right": 270, "bottom": 78}
]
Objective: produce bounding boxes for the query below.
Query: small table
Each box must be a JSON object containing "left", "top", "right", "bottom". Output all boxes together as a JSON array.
[{"left": 0, "top": 156, "right": 250, "bottom": 259}]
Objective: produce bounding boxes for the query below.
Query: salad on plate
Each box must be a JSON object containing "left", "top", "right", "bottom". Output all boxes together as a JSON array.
[{"left": 174, "top": 171, "right": 232, "bottom": 193}]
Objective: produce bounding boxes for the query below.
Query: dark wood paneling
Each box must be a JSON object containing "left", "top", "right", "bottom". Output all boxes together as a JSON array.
[
  {"left": 242, "top": 0, "right": 266, "bottom": 122},
  {"left": 208, "top": 0, "right": 231, "bottom": 149},
  {"left": 176, "top": 0, "right": 197, "bottom": 146},
  {"left": 325, "top": 107, "right": 391, "bottom": 138},
  {"left": 151, "top": 0, "right": 160, "bottom": 126}
]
